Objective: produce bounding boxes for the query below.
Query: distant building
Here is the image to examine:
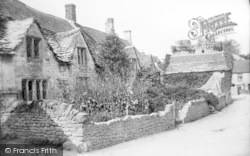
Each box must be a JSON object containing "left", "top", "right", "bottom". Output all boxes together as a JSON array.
[{"left": 231, "top": 60, "right": 250, "bottom": 95}]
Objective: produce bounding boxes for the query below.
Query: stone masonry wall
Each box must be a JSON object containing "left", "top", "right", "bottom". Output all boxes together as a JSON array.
[
  {"left": 177, "top": 99, "right": 210, "bottom": 123},
  {"left": 0, "top": 101, "right": 175, "bottom": 152},
  {"left": 78, "top": 104, "right": 175, "bottom": 151},
  {"left": 0, "top": 100, "right": 88, "bottom": 144}
]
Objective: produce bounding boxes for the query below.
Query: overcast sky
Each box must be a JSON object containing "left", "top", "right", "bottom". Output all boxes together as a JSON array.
[{"left": 20, "top": 0, "right": 249, "bottom": 59}]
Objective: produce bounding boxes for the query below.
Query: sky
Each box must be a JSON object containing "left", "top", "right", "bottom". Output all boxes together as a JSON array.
[{"left": 20, "top": 0, "right": 250, "bottom": 59}]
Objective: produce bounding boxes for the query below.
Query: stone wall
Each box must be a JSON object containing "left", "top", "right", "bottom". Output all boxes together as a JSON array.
[
  {"left": 0, "top": 101, "right": 175, "bottom": 152},
  {"left": 177, "top": 99, "right": 210, "bottom": 123},
  {"left": 0, "top": 101, "right": 88, "bottom": 144},
  {"left": 216, "top": 95, "right": 227, "bottom": 110},
  {"left": 78, "top": 104, "right": 175, "bottom": 151}
]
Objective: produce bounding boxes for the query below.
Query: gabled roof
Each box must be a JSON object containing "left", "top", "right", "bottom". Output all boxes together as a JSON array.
[
  {"left": 125, "top": 45, "right": 159, "bottom": 69},
  {"left": 0, "top": 16, "right": 34, "bottom": 53},
  {"left": 75, "top": 23, "right": 130, "bottom": 46},
  {"left": 233, "top": 60, "right": 250, "bottom": 73},
  {"left": 1, "top": 0, "right": 157, "bottom": 68},
  {"left": 75, "top": 23, "right": 157, "bottom": 69},
  {"left": 0, "top": 0, "right": 74, "bottom": 32},
  {"left": 165, "top": 52, "right": 232, "bottom": 74},
  {"left": 42, "top": 28, "right": 82, "bottom": 63}
]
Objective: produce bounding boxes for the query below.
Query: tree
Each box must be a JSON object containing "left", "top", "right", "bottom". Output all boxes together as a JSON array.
[
  {"left": 222, "top": 39, "right": 241, "bottom": 55},
  {"left": 170, "top": 46, "right": 177, "bottom": 54},
  {"left": 98, "top": 33, "right": 131, "bottom": 80}
]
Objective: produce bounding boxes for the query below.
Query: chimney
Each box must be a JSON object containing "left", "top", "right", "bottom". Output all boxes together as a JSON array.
[
  {"left": 124, "top": 30, "right": 132, "bottom": 44},
  {"left": 105, "top": 18, "right": 115, "bottom": 34},
  {"left": 65, "top": 4, "right": 76, "bottom": 22}
]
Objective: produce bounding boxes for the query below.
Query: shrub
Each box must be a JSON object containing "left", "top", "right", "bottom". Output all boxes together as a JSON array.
[
  {"left": 203, "top": 93, "right": 219, "bottom": 107},
  {"left": 58, "top": 77, "right": 219, "bottom": 122}
]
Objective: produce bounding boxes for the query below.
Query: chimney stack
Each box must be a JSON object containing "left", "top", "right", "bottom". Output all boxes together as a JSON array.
[
  {"left": 105, "top": 18, "right": 115, "bottom": 34},
  {"left": 124, "top": 30, "right": 132, "bottom": 44},
  {"left": 65, "top": 4, "right": 76, "bottom": 22}
]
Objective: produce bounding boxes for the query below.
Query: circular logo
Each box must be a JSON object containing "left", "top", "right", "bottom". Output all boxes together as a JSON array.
[{"left": 5, "top": 148, "right": 11, "bottom": 153}]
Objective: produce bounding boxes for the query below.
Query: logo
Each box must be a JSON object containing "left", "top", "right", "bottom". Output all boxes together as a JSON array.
[
  {"left": 188, "top": 13, "right": 237, "bottom": 40},
  {"left": 5, "top": 148, "right": 11, "bottom": 153}
]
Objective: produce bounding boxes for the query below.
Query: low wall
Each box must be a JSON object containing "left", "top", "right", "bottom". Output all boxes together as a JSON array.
[
  {"left": 79, "top": 104, "right": 175, "bottom": 151},
  {"left": 216, "top": 95, "right": 227, "bottom": 110},
  {"left": 0, "top": 100, "right": 88, "bottom": 144},
  {"left": 0, "top": 101, "right": 175, "bottom": 152},
  {"left": 177, "top": 99, "right": 211, "bottom": 123},
  {"left": 0, "top": 94, "right": 229, "bottom": 152}
]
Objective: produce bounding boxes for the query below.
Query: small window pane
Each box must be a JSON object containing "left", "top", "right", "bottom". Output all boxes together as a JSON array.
[
  {"left": 36, "top": 80, "right": 40, "bottom": 100},
  {"left": 42, "top": 80, "right": 47, "bottom": 99},
  {"left": 28, "top": 80, "right": 33, "bottom": 100},
  {"left": 22, "top": 80, "right": 27, "bottom": 101},
  {"left": 26, "top": 36, "right": 32, "bottom": 58},
  {"left": 34, "top": 38, "right": 40, "bottom": 58}
]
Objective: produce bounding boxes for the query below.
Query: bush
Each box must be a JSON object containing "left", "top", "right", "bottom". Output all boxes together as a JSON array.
[
  {"left": 59, "top": 77, "right": 219, "bottom": 122},
  {"left": 145, "top": 84, "right": 219, "bottom": 111},
  {"left": 203, "top": 93, "right": 219, "bottom": 107}
]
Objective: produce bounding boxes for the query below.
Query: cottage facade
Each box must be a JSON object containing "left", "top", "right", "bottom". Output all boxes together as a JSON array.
[
  {"left": 231, "top": 60, "right": 250, "bottom": 95},
  {"left": 0, "top": 0, "right": 156, "bottom": 104},
  {"left": 0, "top": 15, "right": 96, "bottom": 105}
]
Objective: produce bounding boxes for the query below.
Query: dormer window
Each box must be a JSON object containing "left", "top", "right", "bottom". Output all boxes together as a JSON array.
[
  {"left": 26, "top": 36, "right": 41, "bottom": 59},
  {"left": 77, "top": 47, "right": 87, "bottom": 66}
]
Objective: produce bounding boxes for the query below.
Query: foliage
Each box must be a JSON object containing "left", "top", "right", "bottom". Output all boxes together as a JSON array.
[
  {"left": 203, "top": 93, "right": 219, "bottom": 107},
  {"left": 163, "top": 72, "right": 213, "bottom": 88},
  {"left": 170, "top": 46, "right": 177, "bottom": 54},
  {"left": 98, "top": 33, "right": 131, "bottom": 80},
  {"left": 146, "top": 84, "right": 219, "bottom": 108},
  {"left": 222, "top": 39, "right": 241, "bottom": 55},
  {"left": 136, "top": 67, "right": 151, "bottom": 80},
  {"left": 58, "top": 75, "right": 219, "bottom": 122}
]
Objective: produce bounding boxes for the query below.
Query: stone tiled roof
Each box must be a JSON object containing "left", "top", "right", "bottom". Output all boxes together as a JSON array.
[
  {"left": 165, "top": 52, "right": 232, "bottom": 74},
  {"left": 42, "top": 28, "right": 82, "bottom": 63},
  {"left": 125, "top": 46, "right": 159, "bottom": 69},
  {"left": 0, "top": 16, "right": 33, "bottom": 53},
  {"left": 75, "top": 23, "right": 157, "bottom": 69},
  {"left": 233, "top": 60, "right": 250, "bottom": 73},
  {"left": 1, "top": 0, "right": 157, "bottom": 68},
  {"left": 0, "top": 0, "right": 74, "bottom": 32},
  {"left": 75, "top": 23, "right": 130, "bottom": 46}
]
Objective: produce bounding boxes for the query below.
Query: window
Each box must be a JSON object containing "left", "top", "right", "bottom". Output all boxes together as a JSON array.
[
  {"left": 77, "top": 47, "right": 87, "bottom": 66},
  {"left": 22, "top": 79, "right": 47, "bottom": 101},
  {"left": 26, "top": 36, "right": 41, "bottom": 59},
  {"left": 237, "top": 74, "right": 243, "bottom": 82}
]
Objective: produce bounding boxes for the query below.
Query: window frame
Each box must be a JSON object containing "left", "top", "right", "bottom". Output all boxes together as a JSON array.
[
  {"left": 237, "top": 73, "right": 243, "bottom": 82},
  {"left": 21, "top": 79, "right": 47, "bottom": 101},
  {"left": 77, "top": 47, "right": 87, "bottom": 66},
  {"left": 26, "top": 35, "right": 41, "bottom": 59}
]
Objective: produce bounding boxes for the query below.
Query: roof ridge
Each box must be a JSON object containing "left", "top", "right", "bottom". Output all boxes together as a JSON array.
[{"left": 26, "top": 5, "right": 69, "bottom": 23}]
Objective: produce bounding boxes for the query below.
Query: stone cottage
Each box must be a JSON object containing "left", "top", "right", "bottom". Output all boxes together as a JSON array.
[
  {"left": 164, "top": 51, "right": 233, "bottom": 104},
  {"left": 231, "top": 60, "right": 250, "bottom": 95},
  {"left": 0, "top": 15, "right": 96, "bottom": 105},
  {"left": 0, "top": 0, "right": 156, "bottom": 104}
]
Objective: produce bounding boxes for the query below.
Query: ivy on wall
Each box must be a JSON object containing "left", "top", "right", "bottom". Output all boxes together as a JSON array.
[{"left": 163, "top": 72, "right": 213, "bottom": 88}]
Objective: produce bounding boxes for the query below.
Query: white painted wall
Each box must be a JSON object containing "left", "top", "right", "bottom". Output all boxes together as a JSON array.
[{"left": 231, "top": 73, "right": 250, "bottom": 95}]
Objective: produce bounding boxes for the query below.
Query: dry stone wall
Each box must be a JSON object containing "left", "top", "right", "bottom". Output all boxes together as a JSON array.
[
  {"left": 78, "top": 104, "right": 175, "bottom": 151},
  {"left": 0, "top": 100, "right": 88, "bottom": 144},
  {"left": 0, "top": 97, "right": 228, "bottom": 152},
  {"left": 0, "top": 101, "right": 175, "bottom": 152}
]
